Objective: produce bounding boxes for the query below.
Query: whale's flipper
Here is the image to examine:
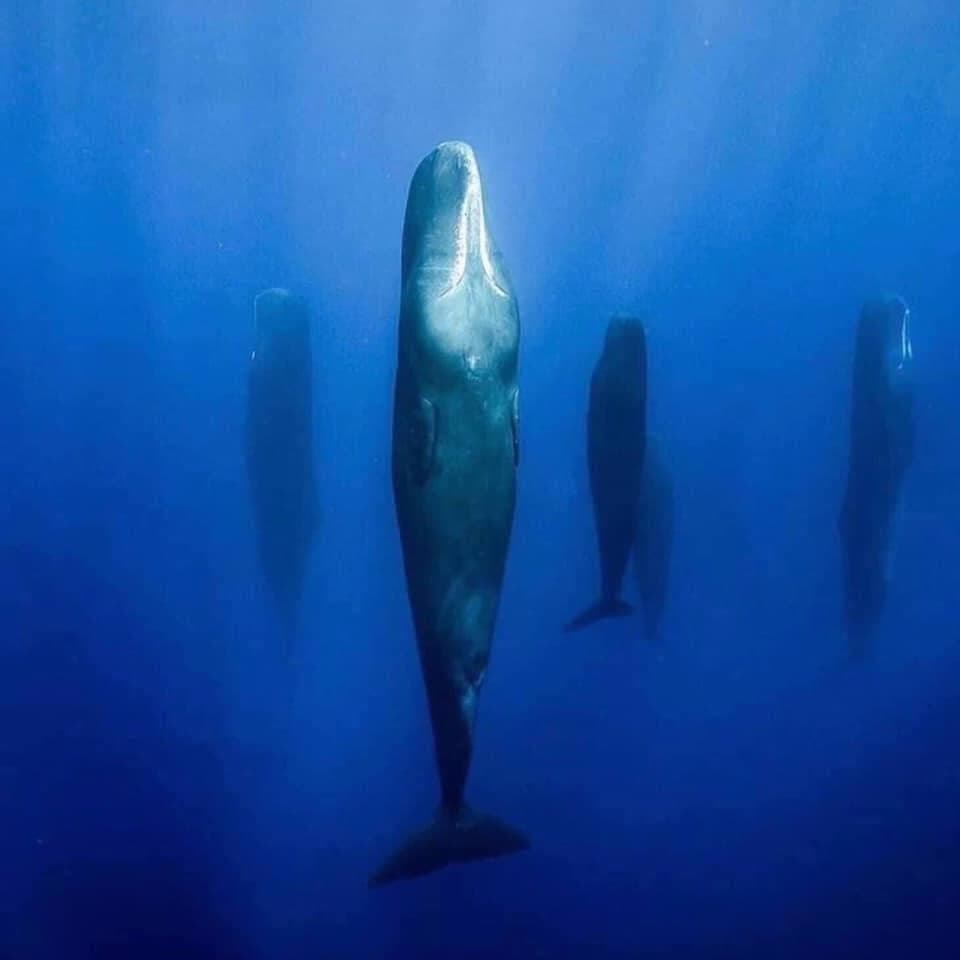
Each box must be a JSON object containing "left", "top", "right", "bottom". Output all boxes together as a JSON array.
[
  {"left": 370, "top": 806, "right": 528, "bottom": 888},
  {"left": 410, "top": 396, "right": 437, "bottom": 485},
  {"left": 564, "top": 598, "right": 633, "bottom": 632}
]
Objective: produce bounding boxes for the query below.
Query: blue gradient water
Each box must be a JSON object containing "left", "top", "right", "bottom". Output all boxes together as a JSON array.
[{"left": 3, "top": 3, "right": 959, "bottom": 957}]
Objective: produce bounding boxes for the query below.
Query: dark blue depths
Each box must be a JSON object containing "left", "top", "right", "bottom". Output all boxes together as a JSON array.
[{"left": 2, "top": 2, "right": 960, "bottom": 958}]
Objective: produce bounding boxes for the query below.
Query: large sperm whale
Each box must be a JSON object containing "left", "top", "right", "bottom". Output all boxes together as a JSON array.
[{"left": 371, "top": 142, "right": 527, "bottom": 887}]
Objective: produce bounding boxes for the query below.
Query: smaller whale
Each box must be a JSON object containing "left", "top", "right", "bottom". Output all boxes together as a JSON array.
[
  {"left": 246, "top": 288, "right": 318, "bottom": 649},
  {"left": 634, "top": 438, "right": 674, "bottom": 639},
  {"left": 566, "top": 316, "right": 647, "bottom": 632},
  {"left": 838, "top": 295, "right": 914, "bottom": 654}
]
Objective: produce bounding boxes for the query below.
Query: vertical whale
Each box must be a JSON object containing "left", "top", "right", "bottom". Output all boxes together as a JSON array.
[
  {"left": 245, "top": 288, "right": 318, "bottom": 648},
  {"left": 372, "top": 142, "right": 527, "bottom": 886},
  {"left": 566, "top": 317, "right": 648, "bottom": 632},
  {"left": 839, "top": 295, "right": 915, "bottom": 654}
]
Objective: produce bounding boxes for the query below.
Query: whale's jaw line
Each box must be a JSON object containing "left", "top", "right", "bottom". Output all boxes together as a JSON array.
[{"left": 433, "top": 142, "right": 508, "bottom": 301}]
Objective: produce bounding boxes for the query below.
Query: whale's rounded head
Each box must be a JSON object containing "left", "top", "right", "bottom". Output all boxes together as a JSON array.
[
  {"left": 603, "top": 315, "right": 647, "bottom": 370},
  {"left": 859, "top": 295, "right": 912, "bottom": 381},
  {"left": 401, "top": 141, "right": 510, "bottom": 300},
  {"left": 255, "top": 287, "right": 308, "bottom": 336},
  {"left": 884, "top": 294, "right": 912, "bottom": 374}
]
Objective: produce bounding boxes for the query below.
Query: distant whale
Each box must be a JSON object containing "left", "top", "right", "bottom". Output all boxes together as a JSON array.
[
  {"left": 838, "top": 295, "right": 914, "bottom": 654},
  {"left": 566, "top": 317, "right": 647, "bottom": 632},
  {"left": 246, "top": 288, "right": 318, "bottom": 648},
  {"left": 372, "top": 142, "right": 527, "bottom": 886},
  {"left": 634, "top": 438, "right": 673, "bottom": 639}
]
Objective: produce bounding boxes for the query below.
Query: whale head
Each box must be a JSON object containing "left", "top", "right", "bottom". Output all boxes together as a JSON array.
[
  {"left": 252, "top": 288, "right": 309, "bottom": 365},
  {"left": 858, "top": 295, "right": 913, "bottom": 386},
  {"left": 601, "top": 314, "right": 647, "bottom": 375},
  {"left": 885, "top": 295, "right": 913, "bottom": 377},
  {"left": 401, "top": 141, "right": 511, "bottom": 301}
]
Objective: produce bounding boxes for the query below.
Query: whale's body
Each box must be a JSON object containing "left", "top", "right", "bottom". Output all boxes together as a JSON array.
[
  {"left": 839, "top": 295, "right": 915, "bottom": 653},
  {"left": 566, "top": 317, "right": 648, "bottom": 632},
  {"left": 373, "top": 142, "right": 526, "bottom": 887}
]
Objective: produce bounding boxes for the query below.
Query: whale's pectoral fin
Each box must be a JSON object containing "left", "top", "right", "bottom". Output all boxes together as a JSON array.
[
  {"left": 410, "top": 396, "right": 437, "bottom": 485},
  {"left": 510, "top": 389, "right": 520, "bottom": 467},
  {"left": 564, "top": 598, "right": 633, "bottom": 632},
  {"left": 369, "top": 806, "right": 528, "bottom": 888}
]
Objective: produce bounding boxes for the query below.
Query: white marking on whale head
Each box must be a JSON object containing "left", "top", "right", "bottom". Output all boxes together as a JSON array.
[
  {"left": 437, "top": 141, "right": 508, "bottom": 300},
  {"left": 899, "top": 302, "right": 913, "bottom": 367},
  {"left": 886, "top": 295, "right": 913, "bottom": 380}
]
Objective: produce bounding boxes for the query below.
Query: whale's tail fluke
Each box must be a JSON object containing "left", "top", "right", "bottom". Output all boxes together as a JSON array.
[
  {"left": 369, "top": 805, "right": 528, "bottom": 888},
  {"left": 564, "top": 598, "right": 633, "bottom": 632}
]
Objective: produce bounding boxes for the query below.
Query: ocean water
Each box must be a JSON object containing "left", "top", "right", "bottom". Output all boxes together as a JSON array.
[{"left": 3, "top": 2, "right": 960, "bottom": 957}]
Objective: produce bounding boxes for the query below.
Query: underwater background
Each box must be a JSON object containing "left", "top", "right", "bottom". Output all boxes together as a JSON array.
[{"left": 3, "top": 1, "right": 960, "bottom": 957}]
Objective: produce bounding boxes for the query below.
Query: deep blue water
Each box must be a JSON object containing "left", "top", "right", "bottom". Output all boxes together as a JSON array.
[{"left": 3, "top": 2, "right": 960, "bottom": 957}]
